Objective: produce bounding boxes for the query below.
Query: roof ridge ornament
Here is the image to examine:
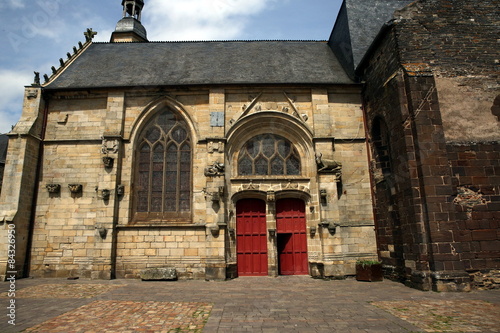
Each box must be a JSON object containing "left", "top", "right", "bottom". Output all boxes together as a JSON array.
[
  {"left": 84, "top": 28, "right": 98, "bottom": 42},
  {"left": 42, "top": 36, "right": 89, "bottom": 85}
]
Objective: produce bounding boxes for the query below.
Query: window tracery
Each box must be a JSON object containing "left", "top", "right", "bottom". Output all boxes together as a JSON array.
[
  {"left": 134, "top": 109, "right": 191, "bottom": 221},
  {"left": 238, "top": 134, "right": 300, "bottom": 176}
]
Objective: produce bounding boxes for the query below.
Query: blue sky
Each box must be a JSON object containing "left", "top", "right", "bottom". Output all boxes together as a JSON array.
[{"left": 0, "top": 0, "right": 343, "bottom": 134}]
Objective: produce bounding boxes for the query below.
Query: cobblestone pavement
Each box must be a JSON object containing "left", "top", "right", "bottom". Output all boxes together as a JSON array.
[{"left": 0, "top": 276, "right": 499, "bottom": 332}]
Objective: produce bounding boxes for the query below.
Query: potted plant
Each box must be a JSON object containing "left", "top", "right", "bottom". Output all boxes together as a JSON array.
[{"left": 356, "top": 259, "right": 383, "bottom": 282}]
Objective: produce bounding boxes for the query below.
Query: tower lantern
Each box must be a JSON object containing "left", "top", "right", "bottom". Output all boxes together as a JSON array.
[
  {"left": 111, "top": 0, "right": 148, "bottom": 42},
  {"left": 122, "top": 0, "right": 145, "bottom": 21}
]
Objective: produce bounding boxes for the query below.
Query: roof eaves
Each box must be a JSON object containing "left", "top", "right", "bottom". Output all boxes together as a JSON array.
[{"left": 43, "top": 80, "right": 358, "bottom": 92}]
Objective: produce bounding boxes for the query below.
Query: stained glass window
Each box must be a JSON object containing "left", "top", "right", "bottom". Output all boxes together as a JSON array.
[
  {"left": 134, "top": 109, "right": 191, "bottom": 221},
  {"left": 238, "top": 134, "right": 301, "bottom": 176}
]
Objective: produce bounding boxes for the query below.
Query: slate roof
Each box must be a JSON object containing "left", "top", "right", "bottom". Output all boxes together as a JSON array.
[
  {"left": 329, "top": 0, "right": 415, "bottom": 76},
  {"left": 45, "top": 41, "right": 354, "bottom": 90},
  {"left": 0, "top": 134, "right": 8, "bottom": 164}
]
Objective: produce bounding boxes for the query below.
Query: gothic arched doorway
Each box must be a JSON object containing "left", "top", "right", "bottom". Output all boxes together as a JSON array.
[
  {"left": 236, "top": 198, "right": 268, "bottom": 276},
  {"left": 276, "top": 198, "right": 308, "bottom": 275}
]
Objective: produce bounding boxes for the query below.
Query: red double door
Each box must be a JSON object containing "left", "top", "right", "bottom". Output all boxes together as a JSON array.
[{"left": 236, "top": 198, "right": 308, "bottom": 276}]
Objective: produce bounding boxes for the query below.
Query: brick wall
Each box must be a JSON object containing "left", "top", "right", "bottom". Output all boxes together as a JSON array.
[
  {"left": 396, "top": 0, "right": 499, "bottom": 78},
  {"left": 361, "top": 0, "right": 500, "bottom": 290},
  {"left": 361, "top": 28, "right": 427, "bottom": 284},
  {"left": 447, "top": 142, "right": 500, "bottom": 271},
  {"left": 395, "top": 0, "right": 500, "bottom": 142}
]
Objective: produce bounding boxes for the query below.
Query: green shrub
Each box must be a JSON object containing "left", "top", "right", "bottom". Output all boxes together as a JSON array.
[{"left": 356, "top": 259, "right": 382, "bottom": 267}]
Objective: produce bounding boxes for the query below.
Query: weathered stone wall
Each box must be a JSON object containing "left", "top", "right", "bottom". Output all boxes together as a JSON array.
[
  {"left": 0, "top": 163, "right": 4, "bottom": 195},
  {"left": 360, "top": 28, "right": 424, "bottom": 284},
  {"left": 115, "top": 227, "right": 223, "bottom": 279},
  {"left": 0, "top": 135, "right": 6, "bottom": 195},
  {"left": 0, "top": 82, "right": 375, "bottom": 281},
  {"left": 0, "top": 88, "right": 45, "bottom": 280},
  {"left": 447, "top": 143, "right": 500, "bottom": 271},
  {"left": 30, "top": 142, "right": 113, "bottom": 279},
  {"left": 395, "top": 0, "right": 500, "bottom": 142},
  {"left": 361, "top": 0, "right": 500, "bottom": 290}
]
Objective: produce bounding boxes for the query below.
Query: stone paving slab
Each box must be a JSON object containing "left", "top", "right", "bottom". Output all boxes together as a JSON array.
[
  {"left": 0, "top": 283, "right": 125, "bottom": 298},
  {"left": 373, "top": 299, "right": 500, "bottom": 332},
  {"left": 0, "top": 277, "right": 499, "bottom": 333},
  {"left": 25, "top": 300, "right": 212, "bottom": 333}
]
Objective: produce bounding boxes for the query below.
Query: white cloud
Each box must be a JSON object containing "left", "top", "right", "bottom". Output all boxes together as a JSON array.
[
  {"left": 6, "top": 0, "right": 26, "bottom": 9},
  {"left": 0, "top": 70, "right": 32, "bottom": 134},
  {"left": 145, "top": 0, "right": 276, "bottom": 41}
]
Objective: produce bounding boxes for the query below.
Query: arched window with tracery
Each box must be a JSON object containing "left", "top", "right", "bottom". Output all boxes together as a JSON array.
[
  {"left": 238, "top": 134, "right": 301, "bottom": 176},
  {"left": 134, "top": 109, "right": 191, "bottom": 222}
]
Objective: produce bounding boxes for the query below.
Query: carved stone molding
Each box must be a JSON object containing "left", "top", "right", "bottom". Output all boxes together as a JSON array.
[
  {"left": 207, "top": 139, "right": 225, "bottom": 154},
  {"left": 228, "top": 92, "right": 309, "bottom": 128},
  {"left": 241, "top": 181, "right": 259, "bottom": 191},
  {"left": 234, "top": 181, "right": 310, "bottom": 196},
  {"left": 284, "top": 180, "right": 299, "bottom": 190}
]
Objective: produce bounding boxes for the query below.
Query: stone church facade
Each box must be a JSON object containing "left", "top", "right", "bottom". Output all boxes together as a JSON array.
[{"left": 1, "top": 0, "right": 498, "bottom": 291}]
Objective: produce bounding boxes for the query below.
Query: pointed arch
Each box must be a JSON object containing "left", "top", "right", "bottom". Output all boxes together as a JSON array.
[
  {"left": 131, "top": 98, "right": 195, "bottom": 223},
  {"left": 226, "top": 111, "right": 315, "bottom": 178}
]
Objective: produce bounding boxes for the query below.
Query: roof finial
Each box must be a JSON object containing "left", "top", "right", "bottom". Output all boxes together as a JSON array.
[{"left": 84, "top": 28, "right": 98, "bottom": 43}]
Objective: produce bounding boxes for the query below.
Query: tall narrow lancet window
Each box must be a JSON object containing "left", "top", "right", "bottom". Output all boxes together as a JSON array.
[
  {"left": 238, "top": 134, "right": 301, "bottom": 176},
  {"left": 134, "top": 109, "right": 191, "bottom": 222}
]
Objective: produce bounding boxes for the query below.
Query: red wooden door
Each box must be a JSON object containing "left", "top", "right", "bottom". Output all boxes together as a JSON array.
[
  {"left": 236, "top": 199, "right": 268, "bottom": 276},
  {"left": 276, "top": 198, "right": 308, "bottom": 275}
]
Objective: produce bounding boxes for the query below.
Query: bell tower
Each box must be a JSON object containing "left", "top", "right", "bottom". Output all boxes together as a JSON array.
[{"left": 111, "top": 0, "right": 148, "bottom": 42}]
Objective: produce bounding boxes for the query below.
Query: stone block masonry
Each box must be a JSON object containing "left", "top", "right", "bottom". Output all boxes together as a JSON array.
[
  {"left": 10, "top": 84, "right": 376, "bottom": 282},
  {"left": 360, "top": 0, "right": 500, "bottom": 291}
]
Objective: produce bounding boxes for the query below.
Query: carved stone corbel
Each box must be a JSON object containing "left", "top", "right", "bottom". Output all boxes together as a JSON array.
[
  {"left": 101, "top": 137, "right": 120, "bottom": 155},
  {"left": 117, "top": 185, "right": 125, "bottom": 196},
  {"left": 26, "top": 89, "right": 38, "bottom": 100},
  {"left": 315, "top": 152, "right": 342, "bottom": 177},
  {"left": 103, "top": 156, "right": 114, "bottom": 168},
  {"left": 46, "top": 184, "right": 61, "bottom": 193},
  {"left": 68, "top": 184, "right": 83, "bottom": 194},
  {"left": 204, "top": 161, "right": 225, "bottom": 177},
  {"left": 101, "top": 189, "right": 111, "bottom": 200}
]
